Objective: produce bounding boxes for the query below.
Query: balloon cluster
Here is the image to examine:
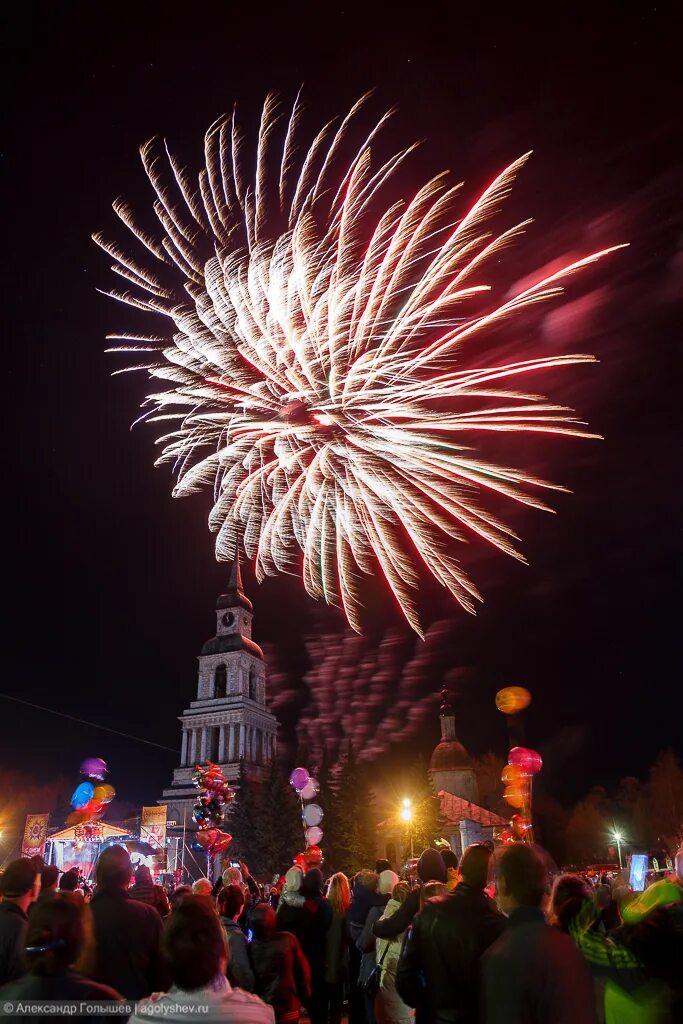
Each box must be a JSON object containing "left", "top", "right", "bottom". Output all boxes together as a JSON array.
[
  {"left": 495, "top": 688, "right": 541, "bottom": 844},
  {"left": 289, "top": 766, "right": 324, "bottom": 868},
  {"left": 67, "top": 757, "right": 116, "bottom": 826},
  {"left": 191, "top": 761, "right": 234, "bottom": 855}
]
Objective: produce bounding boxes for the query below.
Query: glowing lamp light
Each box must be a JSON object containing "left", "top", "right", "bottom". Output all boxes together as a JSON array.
[
  {"left": 400, "top": 805, "right": 413, "bottom": 823},
  {"left": 402, "top": 798, "right": 412, "bottom": 807}
]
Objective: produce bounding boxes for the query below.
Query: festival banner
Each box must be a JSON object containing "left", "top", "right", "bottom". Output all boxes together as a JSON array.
[
  {"left": 141, "top": 805, "right": 167, "bottom": 851},
  {"left": 21, "top": 814, "right": 50, "bottom": 859}
]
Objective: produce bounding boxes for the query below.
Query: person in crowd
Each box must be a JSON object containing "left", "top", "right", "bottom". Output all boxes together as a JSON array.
[
  {"left": 549, "top": 873, "right": 648, "bottom": 1023},
  {"left": 594, "top": 874, "right": 621, "bottom": 932},
  {"left": 169, "top": 884, "right": 192, "bottom": 913},
  {"left": 441, "top": 849, "right": 459, "bottom": 892},
  {"left": 284, "top": 868, "right": 332, "bottom": 1024},
  {"left": 480, "top": 843, "right": 598, "bottom": 1024},
  {"left": 396, "top": 843, "right": 504, "bottom": 1024},
  {"left": 323, "top": 872, "right": 350, "bottom": 1024},
  {"left": 0, "top": 894, "right": 122, "bottom": 1014},
  {"left": 420, "top": 880, "right": 448, "bottom": 907},
  {"left": 276, "top": 867, "right": 305, "bottom": 927},
  {"left": 192, "top": 877, "right": 214, "bottom": 897},
  {"left": 58, "top": 868, "right": 83, "bottom": 903},
  {"left": 250, "top": 903, "right": 311, "bottom": 1024},
  {"left": 129, "top": 895, "right": 275, "bottom": 1023},
  {"left": 0, "top": 858, "right": 41, "bottom": 985},
  {"left": 89, "top": 844, "right": 167, "bottom": 999},
  {"left": 29, "top": 865, "right": 59, "bottom": 919},
  {"left": 346, "top": 870, "right": 387, "bottom": 1024},
  {"left": 357, "top": 870, "right": 397, "bottom": 1024},
  {"left": 218, "top": 884, "right": 255, "bottom": 991},
  {"left": 373, "top": 849, "right": 446, "bottom": 942},
  {"left": 129, "top": 864, "right": 171, "bottom": 917},
  {"left": 374, "top": 880, "right": 412, "bottom": 1024},
  {"left": 375, "top": 860, "right": 392, "bottom": 875}
]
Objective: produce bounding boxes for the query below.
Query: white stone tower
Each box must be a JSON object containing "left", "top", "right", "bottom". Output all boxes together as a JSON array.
[
  {"left": 429, "top": 687, "right": 479, "bottom": 804},
  {"left": 160, "top": 557, "right": 278, "bottom": 827}
]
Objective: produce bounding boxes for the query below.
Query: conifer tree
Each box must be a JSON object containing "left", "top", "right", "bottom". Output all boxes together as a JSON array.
[{"left": 333, "top": 744, "right": 377, "bottom": 874}]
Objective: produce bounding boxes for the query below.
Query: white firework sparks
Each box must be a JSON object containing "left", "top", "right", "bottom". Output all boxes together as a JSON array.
[{"left": 96, "top": 92, "right": 625, "bottom": 635}]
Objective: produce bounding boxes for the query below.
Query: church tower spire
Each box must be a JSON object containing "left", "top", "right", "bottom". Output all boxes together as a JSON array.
[{"left": 160, "top": 561, "right": 278, "bottom": 826}]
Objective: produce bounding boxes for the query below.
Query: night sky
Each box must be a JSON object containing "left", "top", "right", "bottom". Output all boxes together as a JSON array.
[{"left": 3, "top": 3, "right": 681, "bottom": 819}]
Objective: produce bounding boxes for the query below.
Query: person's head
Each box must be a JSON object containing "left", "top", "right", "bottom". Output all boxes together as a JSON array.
[
  {"left": 550, "top": 874, "right": 591, "bottom": 931},
  {"left": 162, "top": 895, "right": 226, "bottom": 990},
  {"left": 378, "top": 869, "right": 400, "bottom": 896},
  {"left": 283, "top": 866, "right": 303, "bottom": 895},
  {"left": 250, "top": 903, "right": 277, "bottom": 942},
  {"left": 95, "top": 846, "right": 133, "bottom": 891},
  {"left": 417, "top": 849, "right": 446, "bottom": 885},
  {"left": 392, "top": 881, "right": 410, "bottom": 905},
  {"left": 134, "top": 865, "right": 153, "bottom": 885},
  {"left": 355, "top": 869, "right": 379, "bottom": 893},
  {"left": 222, "top": 866, "right": 244, "bottom": 889},
  {"left": 0, "top": 858, "right": 41, "bottom": 909},
  {"left": 192, "top": 878, "right": 213, "bottom": 897},
  {"left": 25, "top": 895, "right": 89, "bottom": 976},
  {"left": 441, "top": 849, "right": 459, "bottom": 876},
  {"left": 495, "top": 843, "right": 547, "bottom": 916},
  {"left": 375, "top": 858, "right": 391, "bottom": 874},
  {"left": 217, "top": 884, "right": 245, "bottom": 921},
  {"left": 326, "top": 872, "right": 350, "bottom": 913},
  {"left": 40, "top": 865, "right": 60, "bottom": 893},
  {"left": 460, "top": 843, "right": 493, "bottom": 892},
  {"left": 301, "top": 868, "right": 324, "bottom": 897},
  {"left": 170, "top": 885, "right": 191, "bottom": 912},
  {"left": 59, "top": 869, "right": 80, "bottom": 893}
]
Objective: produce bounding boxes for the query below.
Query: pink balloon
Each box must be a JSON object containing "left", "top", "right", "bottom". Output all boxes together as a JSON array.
[
  {"left": 289, "top": 767, "right": 310, "bottom": 792},
  {"left": 305, "top": 826, "right": 323, "bottom": 846},
  {"left": 509, "top": 746, "right": 543, "bottom": 775},
  {"left": 300, "top": 778, "right": 320, "bottom": 801}
]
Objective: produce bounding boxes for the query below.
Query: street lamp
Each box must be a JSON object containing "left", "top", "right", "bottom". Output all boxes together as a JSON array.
[
  {"left": 612, "top": 830, "right": 624, "bottom": 869},
  {"left": 400, "top": 798, "right": 414, "bottom": 858}
]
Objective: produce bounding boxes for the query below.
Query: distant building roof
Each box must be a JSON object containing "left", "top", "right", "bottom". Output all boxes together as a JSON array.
[
  {"left": 200, "top": 633, "right": 264, "bottom": 659},
  {"left": 438, "top": 790, "right": 507, "bottom": 828},
  {"left": 430, "top": 740, "right": 474, "bottom": 772}
]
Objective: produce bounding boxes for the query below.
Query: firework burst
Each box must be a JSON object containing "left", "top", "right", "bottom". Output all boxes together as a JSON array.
[{"left": 96, "top": 92, "right": 624, "bottom": 634}]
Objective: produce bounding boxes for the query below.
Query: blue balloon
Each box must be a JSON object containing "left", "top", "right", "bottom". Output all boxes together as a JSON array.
[{"left": 71, "top": 781, "right": 94, "bottom": 809}]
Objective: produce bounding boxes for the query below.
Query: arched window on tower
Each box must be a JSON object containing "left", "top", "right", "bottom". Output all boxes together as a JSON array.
[
  {"left": 214, "top": 664, "right": 227, "bottom": 699},
  {"left": 248, "top": 669, "right": 257, "bottom": 701}
]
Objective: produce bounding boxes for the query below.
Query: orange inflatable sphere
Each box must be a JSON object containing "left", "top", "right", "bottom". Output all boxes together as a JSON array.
[
  {"left": 495, "top": 687, "right": 531, "bottom": 715},
  {"left": 503, "top": 786, "right": 525, "bottom": 809},
  {"left": 501, "top": 763, "right": 524, "bottom": 786}
]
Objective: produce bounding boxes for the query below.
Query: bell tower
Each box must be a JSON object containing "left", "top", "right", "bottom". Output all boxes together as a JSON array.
[{"left": 160, "top": 556, "right": 278, "bottom": 827}]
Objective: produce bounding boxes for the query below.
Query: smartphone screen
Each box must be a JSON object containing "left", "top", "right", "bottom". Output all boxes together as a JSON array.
[{"left": 629, "top": 854, "right": 648, "bottom": 892}]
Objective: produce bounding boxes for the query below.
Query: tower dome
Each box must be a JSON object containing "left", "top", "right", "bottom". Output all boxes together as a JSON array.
[{"left": 429, "top": 688, "right": 479, "bottom": 803}]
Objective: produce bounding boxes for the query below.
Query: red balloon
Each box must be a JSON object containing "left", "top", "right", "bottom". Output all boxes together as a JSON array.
[
  {"left": 293, "top": 853, "right": 307, "bottom": 871},
  {"left": 508, "top": 746, "right": 543, "bottom": 775},
  {"left": 304, "top": 845, "right": 323, "bottom": 866}
]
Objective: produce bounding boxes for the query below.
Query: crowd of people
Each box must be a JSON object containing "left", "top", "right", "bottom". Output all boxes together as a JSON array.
[{"left": 0, "top": 840, "right": 681, "bottom": 1022}]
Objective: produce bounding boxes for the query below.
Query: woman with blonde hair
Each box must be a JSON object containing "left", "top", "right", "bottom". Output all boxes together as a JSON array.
[{"left": 323, "top": 873, "right": 351, "bottom": 1024}]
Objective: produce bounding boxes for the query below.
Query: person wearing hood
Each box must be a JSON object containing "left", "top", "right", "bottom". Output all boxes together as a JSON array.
[
  {"left": 346, "top": 870, "right": 388, "bottom": 1024},
  {"left": 374, "top": 878, "right": 412, "bottom": 1024},
  {"left": 396, "top": 843, "right": 504, "bottom": 1024},
  {"left": 250, "top": 903, "right": 311, "bottom": 1024},
  {"left": 129, "top": 864, "right": 171, "bottom": 918},
  {"left": 372, "top": 849, "right": 446, "bottom": 942}
]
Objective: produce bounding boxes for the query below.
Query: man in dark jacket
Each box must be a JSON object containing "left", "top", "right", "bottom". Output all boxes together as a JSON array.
[
  {"left": 89, "top": 845, "right": 167, "bottom": 999},
  {"left": 373, "top": 848, "right": 447, "bottom": 942},
  {"left": 0, "top": 859, "right": 41, "bottom": 985},
  {"left": 396, "top": 843, "right": 504, "bottom": 1023},
  {"left": 481, "top": 843, "right": 597, "bottom": 1024},
  {"left": 28, "top": 865, "right": 59, "bottom": 920},
  {"left": 346, "top": 870, "right": 388, "bottom": 1024}
]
